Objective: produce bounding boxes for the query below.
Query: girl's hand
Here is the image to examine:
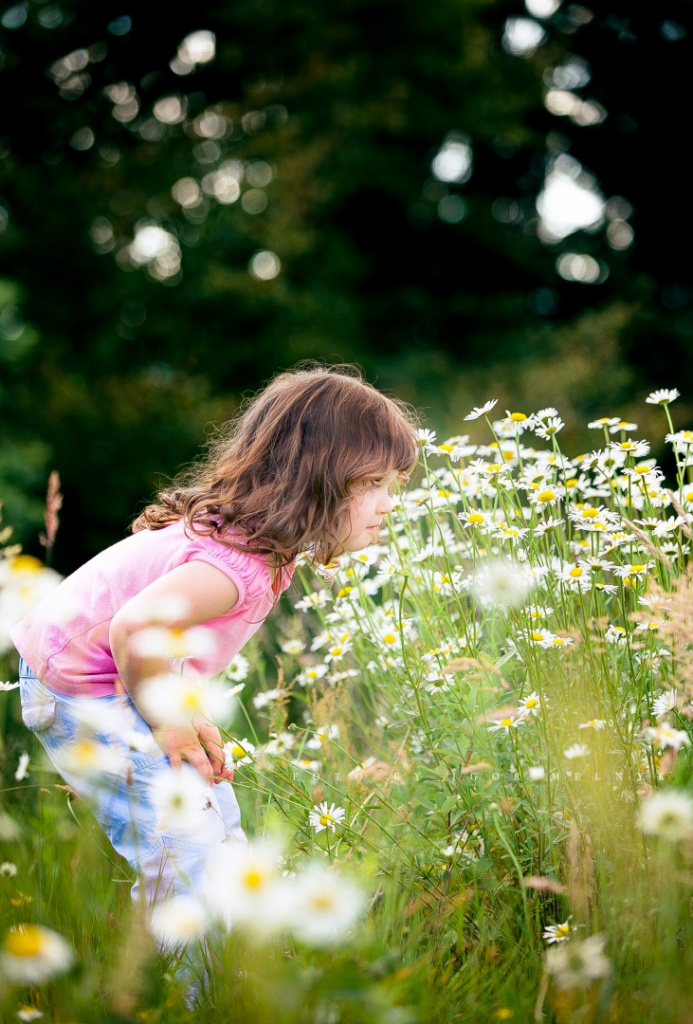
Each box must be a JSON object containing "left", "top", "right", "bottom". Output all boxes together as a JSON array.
[
  {"left": 158, "top": 723, "right": 216, "bottom": 784},
  {"left": 194, "top": 718, "right": 235, "bottom": 784}
]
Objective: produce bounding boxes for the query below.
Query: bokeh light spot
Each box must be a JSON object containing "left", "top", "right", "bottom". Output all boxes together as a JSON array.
[
  {"left": 556, "top": 253, "right": 607, "bottom": 284},
  {"left": 249, "top": 251, "right": 281, "bottom": 281},
  {"left": 432, "top": 134, "right": 472, "bottom": 184},
  {"left": 502, "top": 17, "right": 547, "bottom": 57},
  {"left": 438, "top": 195, "right": 467, "bottom": 224}
]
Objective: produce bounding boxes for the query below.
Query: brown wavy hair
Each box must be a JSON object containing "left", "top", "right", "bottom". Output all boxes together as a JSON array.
[{"left": 132, "top": 364, "right": 419, "bottom": 567}]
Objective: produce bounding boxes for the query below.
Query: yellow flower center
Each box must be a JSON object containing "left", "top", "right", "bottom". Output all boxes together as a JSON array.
[
  {"left": 437, "top": 488, "right": 451, "bottom": 498},
  {"left": 524, "top": 698, "right": 539, "bottom": 709},
  {"left": 510, "top": 412, "right": 526, "bottom": 422},
  {"left": 468, "top": 513, "right": 484, "bottom": 525},
  {"left": 531, "top": 632, "right": 544, "bottom": 642},
  {"left": 232, "top": 745, "right": 247, "bottom": 758},
  {"left": 556, "top": 923, "right": 571, "bottom": 937},
  {"left": 382, "top": 633, "right": 397, "bottom": 645},
  {"left": 10, "top": 555, "right": 45, "bottom": 574},
  {"left": 580, "top": 508, "right": 600, "bottom": 518},
  {"left": 243, "top": 870, "right": 265, "bottom": 889},
  {"left": 565, "top": 478, "right": 578, "bottom": 487},
  {"left": 551, "top": 638, "right": 566, "bottom": 646},
  {"left": 4, "top": 926, "right": 44, "bottom": 957},
  {"left": 311, "top": 894, "right": 334, "bottom": 911},
  {"left": 337, "top": 586, "right": 353, "bottom": 598},
  {"left": 569, "top": 567, "right": 583, "bottom": 578},
  {"left": 499, "top": 718, "right": 514, "bottom": 728},
  {"left": 438, "top": 444, "right": 455, "bottom": 452},
  {"left": 319, "top": 813, "right": 335, "bottom": 826},
  {"left": 537, "top": 490, "right": 554, "bottom": 502},
  {"left": 181, "top": 692, "right": 203, "bottom": 713},
  {"left": 73, "top": 740, "right": 99, "bottom": 766}
]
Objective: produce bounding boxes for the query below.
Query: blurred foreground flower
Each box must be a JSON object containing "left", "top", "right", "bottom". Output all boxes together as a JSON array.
[
  {"left": 637, "top": 790, "right": 693, "bottom": 841},
  {"left": 474, "top": 558, "right": 534, "bottom": 608},
  {"left": 0, "top": 555, "right": 61, "bottom": 655},
  {"left": 148, "top": 895, "right": 209, "bottom": 946},
  {"left": 0, "top": 924, "right": 73, "bottom": 984},
  {"left": 137, "top": 673, "right": 233, "bottom": 726},
  {"left": 546, "top": 934, "right": 611, "bottom": 990},
  {"left": 288, "top": 863, "right": 365, "bottom": 946}
]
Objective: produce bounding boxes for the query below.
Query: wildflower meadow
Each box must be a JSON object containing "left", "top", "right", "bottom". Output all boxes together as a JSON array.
[{"left": 4, "top": 389, "right": 693, "bottom": 1022}]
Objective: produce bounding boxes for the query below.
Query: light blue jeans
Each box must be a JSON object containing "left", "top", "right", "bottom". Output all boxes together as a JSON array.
[{"left": 19, "top": 658, "right": 246, "bottom": 905}]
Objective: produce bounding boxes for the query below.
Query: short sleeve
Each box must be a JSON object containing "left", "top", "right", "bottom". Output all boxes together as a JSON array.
[{"left": 183, "top": 532, "right": 272, "bottom": 607}]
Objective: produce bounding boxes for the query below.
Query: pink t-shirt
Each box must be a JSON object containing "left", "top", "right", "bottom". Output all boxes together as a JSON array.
[{"left": 10, "top": 519, "right": 294, "bottom": 697}]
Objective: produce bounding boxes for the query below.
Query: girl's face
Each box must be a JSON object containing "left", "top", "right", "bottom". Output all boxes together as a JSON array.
[{"left": 338, "top": 470, "right": 401, "bottom": 553}]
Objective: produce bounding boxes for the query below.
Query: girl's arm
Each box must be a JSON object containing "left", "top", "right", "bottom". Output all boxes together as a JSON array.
[{"left": 109, "top": 561, "right": 240, "bottom": 784}]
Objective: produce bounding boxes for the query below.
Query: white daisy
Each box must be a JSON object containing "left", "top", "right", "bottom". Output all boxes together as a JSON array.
[
  {"left": 464, "top": 399, "right": 498, "bottom": 421},
  {"left": 309, "top": 802, "right": 346, "bottom": 833},
  {"left": 646, "top": 388, "right": 680, "bottom": 406},
  {"left": 0, "top": 925, "right": 74, "bottom": 984},
  {"left": 546, "top": 934, "right": 611, "bottom": 990},
  {"left": 637, "top": 790, "right": 693, "bottom": 840}
]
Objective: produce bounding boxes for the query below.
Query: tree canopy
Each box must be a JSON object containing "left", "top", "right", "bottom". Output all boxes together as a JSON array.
[{"left": 1, "top": 0, "right": 690, "bottom": 570}]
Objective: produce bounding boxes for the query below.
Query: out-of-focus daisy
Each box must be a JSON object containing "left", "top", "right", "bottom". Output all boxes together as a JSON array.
[
  {"left": 14, "top": 753, "right": 29, "bottom": 782},
  {"left": 263, "top": 732, "right": 295, "bottom": 756},
  {"left": 253, "top": 687, "right": 287, "bottom": 708},
  {"left": 543, "top": 918, "right": 572, "bottom": 944},
  {"left": 528, "top": 766, "right": 546, "bottom": 781},
  {"left": 464, "top": 399, "right": 498, "bottom": 421},
  {"left": 0, "top": 925, "right": 74, "bottom": 984},
  {"left": 608, "top": 419, "right": 637, "bottom": 434},
  {"left": 54, "top": 739, "right": 128, "bottom": 781},
  {"left": 137, "top": 673, "right": 233, "bottom": 726},
  {"left": 17, "top": 1008, "right": 44, "bottom": 1022},
  {"left": 652, "top": 690, "right": 678, "bottom": 717},
  {"left": 579, "top": 720, "right": 606, "bottom": 731},
  {"left": 638, "top": 790, "right": 693, "bottom": 840},
  {"left": 148, "top": 895, "right": 210, "bottom": 946},
  {"left": 0, "top": 681, "right": 19, "bottom": 692},
  {"left": 644, "top": 723, "right": 690, "bottom": 751},
  {"left": 474, "top": 558, "right": 534, "bottom": 607},
  {"left": 223, "top": 738, "right": 256, "bottom": 770},
  {"left": 564, "top": 743, "right": 589, "bottom": 760},
  {"left": 546, "top": 934, "right": 611, "bottom": 990},
  {"left": 226, "top": 653, "right": 250, "bottom": 681},
  {"left": 646, "top": 388, "right": 680, "bottom": 406},
  {"left": 288, "top": 863, "right": 365, "bottom": 946},
  {"left": 129, "top": 624, "right": 216, "bottom": 660},
  {"left": 306, "top": 724, "right": 340, "bottom": 750},
  {"left": 588, "top": 416, "right": 620, "bottom": 431},
  {"left": 309, "top": 802, "right": 346, "bottom": 834},
  {"left": 201, "top": 838, "right": 285, "bottom": 934},
  {"left": 280, "top": 639, "right": 306, "bottom": 657},
  {"left": 150, "top": 769, "right": 209, "bottom": 836},
  {"left": 0, "top": 862, "right": 17, "bottom": 877},
  {"left": 605, "top": 625, "right": 627, "bottom": 644},
  {"left": 295, "top": 664, "right": 329, "bottom": 687}
]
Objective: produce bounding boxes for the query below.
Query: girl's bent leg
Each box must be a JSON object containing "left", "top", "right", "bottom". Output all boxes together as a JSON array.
[{"left": 18, "top": 660, "right": 246, "bottom": 905}]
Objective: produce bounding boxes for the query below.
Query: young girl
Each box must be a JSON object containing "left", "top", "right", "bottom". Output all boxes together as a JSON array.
[{"left": 11, "top": 364, "right": 417, "bottom": 906}]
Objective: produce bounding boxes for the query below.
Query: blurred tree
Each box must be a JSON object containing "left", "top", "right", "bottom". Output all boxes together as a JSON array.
[{"left": 0, "top": 1, "right": 689, "bottom": 569}]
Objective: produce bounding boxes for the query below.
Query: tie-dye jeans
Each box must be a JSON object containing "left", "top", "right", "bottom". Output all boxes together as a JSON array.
[{"left": 18, "top": 658, "right": 246, "bottom": 905}]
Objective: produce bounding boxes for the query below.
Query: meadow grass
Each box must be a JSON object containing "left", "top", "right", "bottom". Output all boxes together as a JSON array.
[{"left": 3, "top": 392, "right": 693, "bottom": 1022}]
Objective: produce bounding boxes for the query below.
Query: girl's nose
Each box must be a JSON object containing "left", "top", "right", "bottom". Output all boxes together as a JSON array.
[{"left": 377, "top": 489, "right": 394, "bottom": 514}]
